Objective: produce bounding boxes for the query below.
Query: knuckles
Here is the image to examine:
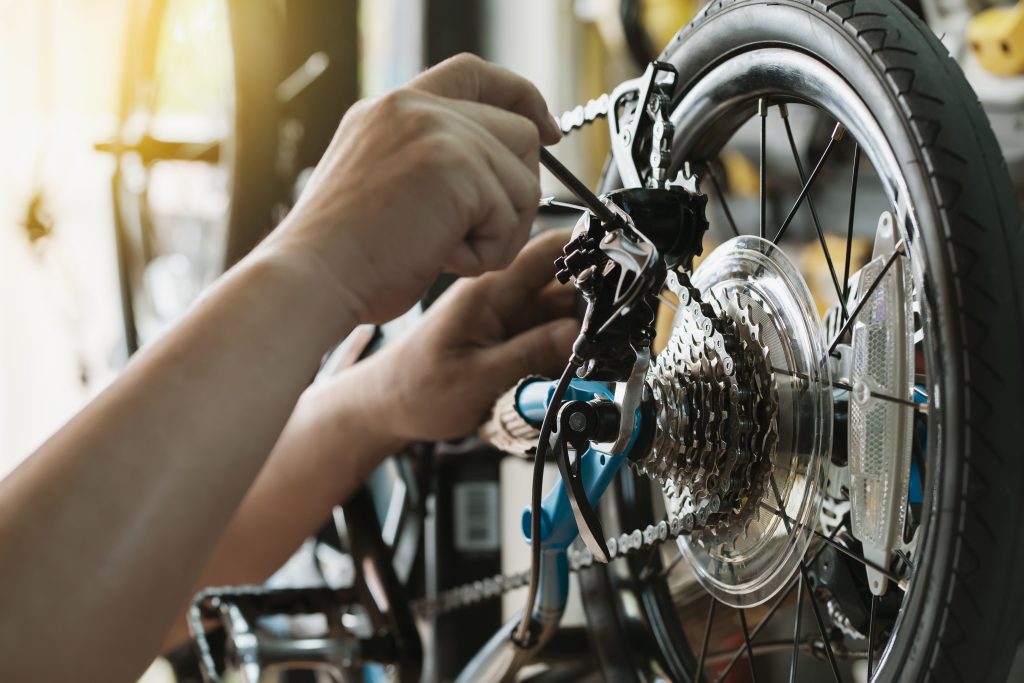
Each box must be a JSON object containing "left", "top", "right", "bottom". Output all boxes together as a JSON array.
[
  {"left": 441, "top": 51, "right": 486, "bottom": 79},
  {"left": 408, "top": 131, "right": 470, "bottom": 170},
  {"left": 359, "top": 90, "right": 469, "bottom": 167}
]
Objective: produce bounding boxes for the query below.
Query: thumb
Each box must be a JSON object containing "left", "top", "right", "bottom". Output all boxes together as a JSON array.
[{"left": 478, "top": 317, "right": 579, "bottom": 389}]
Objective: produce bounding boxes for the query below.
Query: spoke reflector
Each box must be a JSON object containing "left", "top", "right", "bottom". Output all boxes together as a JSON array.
[{"left": 847, "top": 212, "right": 915, "bottom": 595}]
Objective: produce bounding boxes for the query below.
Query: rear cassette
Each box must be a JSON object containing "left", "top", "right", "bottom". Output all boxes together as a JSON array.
[{"left": 649, "top": 236, "right": 832, "bottom": 607}]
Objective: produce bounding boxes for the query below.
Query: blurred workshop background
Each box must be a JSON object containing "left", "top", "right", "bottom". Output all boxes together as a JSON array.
[
  {"left": 5, "top": 0, "right": 1024, "bottom": 475},
  {"left": 0, "top": 0, "right": 612, "bottom": 477},
  {"left": 3, "top": 4, "right": 1024, "bottom": 680}
]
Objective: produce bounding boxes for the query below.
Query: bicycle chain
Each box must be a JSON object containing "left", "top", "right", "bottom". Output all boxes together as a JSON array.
[
  {"left": 556, "top": 93, "right": 612, "bottom": 135},
  {"left": 413, "top": 516, "right": 695, "bottom": 618}
]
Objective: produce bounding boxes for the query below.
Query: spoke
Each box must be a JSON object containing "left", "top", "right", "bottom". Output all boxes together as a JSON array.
[
  {"left": 759, "top": 99, "right": 768, "bottom": 239},
  {"left": 800, "top": 567, "right": 843, "bottom": 683},
  {"left": 822, "top": 376, "right": 918, "bottom": 409},
  {"left": 771, "top": 366, "right": 925, "bottom": 411},
  {"left": 894, "top": 549, "right": 916, "bottom": 573},
  {"left": 772, "top": 461, "right": 804, "bottom": 477},
  {"left": 739, "top": 607, "right": 759, "bottom": 682},
  {"left": 713, "top": 577, "right": 800, "bottom": 683},
  {"left": 707, "top": 638, "right": 866, "bottom": 663},
  {"left": 790, "top": 572, "right": 803, "bottom": 683},
  {"left": 860, "top": 389, "right": 919, "bottom": 409},
  {"left": 658, "top": 549, "right": 685, "bottom": 579},
  {"left": 706, "top": 161, "right": 741, "bottom": 237},
  {"left": 841, "top": 144, "right": 861, "bottom": 313},
  {"left": 867, "top": 594, "right": 878, "bottom": 680},
  {"left": 779, "top": 105, "right": 849, "bottom": 320},
  {"left": 813, "top": 527, "right": 907, "bottom": 590},
  {"left": 639, "top": 546, "right": 684, "bottom": 581},
  {"left": 765, "top": 478, "right": 873, "bottom": 680},
  {"left": 696, "top": 598, "right": 717, "bottom": 682},
  {"left": 713, "top": 523, "right": 846, "bottom": 683},
  {"left": 758, "top": 501, "right": 908, "bottom": 591},
  {"left": 773, "top": 123, "right": 846, "bottom": 245},
  {"left": 769, "top": 476, "right": 794, "bottom": 534},
  {"left": 828, "top": 240, "right": 906, "bottom": 354}
]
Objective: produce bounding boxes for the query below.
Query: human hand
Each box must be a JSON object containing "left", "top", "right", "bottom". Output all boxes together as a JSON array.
[
  {"left": 346, "top": 230, "right": 578, "bottom": 443},
  {"left": 264, "top": 53, "right": 562, "bottom": 325}
]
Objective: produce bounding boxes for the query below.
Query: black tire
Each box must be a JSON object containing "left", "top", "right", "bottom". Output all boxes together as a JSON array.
[
  {"left": 109, "top": 0, "right": 284, "bottom": 353},
  {"left": 221, "top": 0, "right": 286, "bottom": 269},
  {"left": 584, "top": 2, "right": 1024, "bottom": 682}
]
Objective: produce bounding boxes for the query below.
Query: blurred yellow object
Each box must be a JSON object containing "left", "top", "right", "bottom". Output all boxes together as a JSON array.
[
  {"left": 798, "top": 234, "right": 873, "bottom": 317},
  {"left": 722, "top": 151, "right": 760, "bottom": 198},
  {"left": 968, "top": 2, "right": 1024, "bottom": 76},
  {"left": 654, "top": 288, "right": 680, "bottom": 355},
  {"left": 642, "top": 0, "right": 699, "bottom": 51}
]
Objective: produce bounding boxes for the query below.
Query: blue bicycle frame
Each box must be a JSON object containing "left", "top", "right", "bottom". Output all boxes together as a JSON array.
[{"left": 456, "top": 378, "right": 641, "bottom": 682}]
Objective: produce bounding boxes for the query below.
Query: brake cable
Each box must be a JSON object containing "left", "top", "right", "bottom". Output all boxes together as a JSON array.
[{"left": 513, "top": 358, "right": 580, "bottom": 645}]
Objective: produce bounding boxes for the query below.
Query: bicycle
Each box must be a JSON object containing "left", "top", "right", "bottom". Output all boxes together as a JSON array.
[
  {"left": 188, "top": 2, "right": 1024, "bottom": 682},
  {"left": 98, "top": 0, "right": 360, "bottom": 353}
]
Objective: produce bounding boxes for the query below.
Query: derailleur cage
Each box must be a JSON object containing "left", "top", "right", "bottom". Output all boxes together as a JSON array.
[{"left": 553, "top": 185, "right": 708, "bottom": 383}]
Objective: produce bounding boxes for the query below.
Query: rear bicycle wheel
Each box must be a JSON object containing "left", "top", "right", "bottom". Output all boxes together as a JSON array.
[{"left": 581, "top": 2, "right": 1024, "bottom": 682}]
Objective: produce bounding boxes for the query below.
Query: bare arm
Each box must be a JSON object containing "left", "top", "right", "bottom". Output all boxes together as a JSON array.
[
  {"left": 0, "top": 251, "right": 355, "bottom": 681},
  {"left": 0, "top": 54, "right": 560, "bottom": 682},
  {"left": 161, "top": 231, "right": 577, "bottom": 648}
]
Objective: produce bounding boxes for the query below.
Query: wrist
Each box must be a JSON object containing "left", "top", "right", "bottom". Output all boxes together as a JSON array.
[
  {"left": 247, "top": 233, "right": 368, "bottom": 342},
  {"left": 340, "top": 354, "right": 410, "bottom": 453},
  {"left": 269, "top": 199, "right": 382, "bottom": 326},
  {"left": 302, "top": 359, "right": 409, "bottom": 476}
]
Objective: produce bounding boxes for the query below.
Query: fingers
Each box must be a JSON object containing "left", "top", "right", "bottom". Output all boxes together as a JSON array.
[
  {"left": 495, "top": 280, "right": 576, "bottom": 340},
  {"left": 472, "top": 229, "right": 574, "bottom": 330},
  {"left": 448, "top": 153, "right": 523, "bottom": 276},
  {"left": 497, "top": 229, "right": 571, "bottom": 289},
  {"left": 444, "top": 99, "right": 541, "bottom": 165},
  {"left": 441, "top": 122, "right": 541, "bottom": 276},
  {"left": 538, "top": 280, "right": 577, "bottom": 319},
  {"left": 477, "top": 317, "right": 580, "bottom": 388},
  {"left": 410, "top": 53, "right": 561, "bottom": 145},
  {"left": 473, "top": 125, "right": 541, "bottom": 217}
]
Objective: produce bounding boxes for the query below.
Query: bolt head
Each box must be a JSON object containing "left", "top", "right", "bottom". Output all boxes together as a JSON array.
[{"left": 569, "top": 412, "right": 588, "bottom": 432}]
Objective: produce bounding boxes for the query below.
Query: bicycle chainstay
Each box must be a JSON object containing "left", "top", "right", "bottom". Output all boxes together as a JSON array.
[{"left": 412, "top": 92, "right": 700, "bottom": 619}]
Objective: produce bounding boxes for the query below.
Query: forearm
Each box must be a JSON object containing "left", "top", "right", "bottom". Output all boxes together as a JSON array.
[
  {"left": 162, "top": 361, "right": 405, "bottom": 648},
  {"left": 0, "top": 248, "right": 359, "bottom": 682}
]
